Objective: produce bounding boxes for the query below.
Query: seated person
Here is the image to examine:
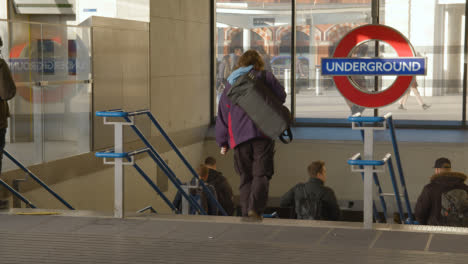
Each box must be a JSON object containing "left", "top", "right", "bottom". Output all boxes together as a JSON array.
[
  {"left": 414, "top": 157, "right": 468, "bottom": 226},
  {"left": 280, "top": 160, "right": 340, "bottom": 221},
  {"left": 204, "top": 156, "right": 235, "bottom": 216},
  {"left": 172, "top": 165, "right": 218, "bottom": 215}
]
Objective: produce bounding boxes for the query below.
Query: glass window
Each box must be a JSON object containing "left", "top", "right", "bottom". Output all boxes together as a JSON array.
[
  {"left": 295, "top": 0, "right": 372, "bottom": 119},
  {"left": 213, "top": 0, "right": 467, "bottom": 125},
  {"left": 215, "top": 0, "right": 292, "bottom": 113},
  {"left": 0, "top": 20, "right": 92, "bottom": 171},
  {"left": 379, "top": 0, "right": 465, "bottom": 121}
]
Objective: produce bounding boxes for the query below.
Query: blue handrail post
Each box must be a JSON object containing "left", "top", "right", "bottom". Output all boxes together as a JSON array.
[{"left": 3, "top": 150, "right": 74, "bottom": 210}]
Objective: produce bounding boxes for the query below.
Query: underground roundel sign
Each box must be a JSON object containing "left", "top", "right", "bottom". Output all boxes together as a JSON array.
[{"left": 321, "top": 25, "right": 426, "bottom": 108}]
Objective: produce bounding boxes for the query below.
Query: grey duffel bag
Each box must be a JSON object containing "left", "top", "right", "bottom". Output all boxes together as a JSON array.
[{"left": 227, "top": 70, "right": 292, "bottom": 143}]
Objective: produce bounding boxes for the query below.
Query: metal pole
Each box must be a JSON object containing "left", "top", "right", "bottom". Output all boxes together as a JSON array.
[
  {"left": 291, "top": 0, "right": 296, "bottom": 119},
  {"left": 315, "top": 66, "right": 321, "bottom": 96},
  {"left": 363, "top": 128, "right": 374, "bottom": 229},
  {"left": 114, "top": 123, "right": 124, "bottom": 218},
  {"left": 130, "top": 156, "right": 179, "bottom": 213},
  {"left": 372, "top": 0, "right": 380, "bottom": 117},
  {"left": 462, "top": 0, "right": 468, "bottom": 123}
]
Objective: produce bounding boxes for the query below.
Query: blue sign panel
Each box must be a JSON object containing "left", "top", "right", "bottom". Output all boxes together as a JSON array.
[{"left": 321, "top": 58, "right": 426, "bottom": 76}]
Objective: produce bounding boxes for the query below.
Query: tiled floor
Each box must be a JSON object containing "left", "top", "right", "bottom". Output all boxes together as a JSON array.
[{"left": 0, "top": 210, "right": 467, "bottom": 263}]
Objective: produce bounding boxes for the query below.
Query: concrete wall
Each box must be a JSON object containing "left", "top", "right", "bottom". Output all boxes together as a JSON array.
[
  {"left": 87, "top": 16, "right": 151, "bottom": 150},
  {"left": 150, "top": 0, "right": 211, "bottom": 136},
  {"left": 6, "top": 0, "right": 213, "bottom": 214}
]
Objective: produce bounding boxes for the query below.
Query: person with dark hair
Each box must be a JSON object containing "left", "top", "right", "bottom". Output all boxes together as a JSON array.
[
  {"left": 216, "top": 49, "right": 286, "bottom": 221},
  {"left": 255, "top": 46, "right": 272, "bottom": 72},
  {"left": 203, "top": 156, "right": 235, "bottom": 216},
  {"left": 230, "top": 47, "right": 243, "bottom": 70},
  {"left": 414, "top": 158, "right": 468, "bottom": 226},
  {"left": 0, "top": 36, "right": 16, "bottom": 209},
  {"left": 172, "top": 164, "right": 218, "bottom": 215},
  {"left": 217, "top": 53, "right": 234, "bottom": 104},
  {"left": 280, "top": 161, "right": 340, "bottom": 220}
]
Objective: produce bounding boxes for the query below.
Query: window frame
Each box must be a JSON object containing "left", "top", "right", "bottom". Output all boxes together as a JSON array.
[{"left": 211, "top": 0, "right": 468, "bottom": 130}]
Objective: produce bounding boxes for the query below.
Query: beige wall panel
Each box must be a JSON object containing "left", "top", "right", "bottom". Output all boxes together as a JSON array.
[
  {"left": 185, "top": 22, "right": 201, "bottom": 75},
  {"left": 23, "top": 143, "right": 206, "bottom": 213},
  {"left": 91, "top": 17, "right": 150, "bottom": 150},
  {"left": 204, "top": 139, "right": 468, "bottom": 204},
  {"left": 200, "top": 24, "right": 211, "bottom": 76},
  {"left": 181, "top": 0, "right": 209, "bottom": 23},
  {"left": 150, "top": 17, "right": 176, "bottom": 77},
  {"left": 121, "top": 29, "right": 151, "bottom": 142},
  {"left": 93, "top": 27, "right": 123, "bottom": 150},
  {"left": 150, "top": 76, "right": 173, "bottom": 135},
  {"left": 150, "top": 0, "right": 181, "bottom": 20}
]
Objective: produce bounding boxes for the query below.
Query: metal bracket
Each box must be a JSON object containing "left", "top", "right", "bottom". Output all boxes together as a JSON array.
[
  {"left": 350, "top": 165, "right": 385, "bottom": 173},
  {"left": 103, "top": 156, "right": 135, "bottom": 166},
  {"left": 351, "top": 121, "right": 387, "bottom": 130},
  {"left": 103, "top": 116, "right": 134, "bottom": 125}
]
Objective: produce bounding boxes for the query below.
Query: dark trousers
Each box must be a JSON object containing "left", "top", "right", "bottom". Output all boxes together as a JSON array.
[
  {"left": 0, "top": 128, "right": 6, "bottom": 174},
  {"left": 234, "top": 138, "right": 275, "bottom": 216}
]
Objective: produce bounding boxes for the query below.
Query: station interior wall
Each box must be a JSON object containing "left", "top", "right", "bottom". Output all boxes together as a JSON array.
[{"left": 2, "top": 0, "right": 468, "bottom": 216}]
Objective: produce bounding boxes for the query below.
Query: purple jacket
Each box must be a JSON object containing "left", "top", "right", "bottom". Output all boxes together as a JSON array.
[{"left": 215, "top": 70, "right": 286, "bottom": 149}]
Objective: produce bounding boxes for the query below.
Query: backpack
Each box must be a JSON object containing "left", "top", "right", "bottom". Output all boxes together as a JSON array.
[
  {"left": 296, "top": 184, "right": 324, "bottom": 220},
  {"left": 440, "top": 189, "right": 468, "bottom": 227},
  {"left": 227, "top": 70, "right": 293, "bottom": 144}
]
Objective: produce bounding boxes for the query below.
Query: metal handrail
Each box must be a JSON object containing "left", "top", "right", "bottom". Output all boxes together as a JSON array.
[
  {"left": 119, "top": 114, "right": 208, "bottom": 215},
  {"left": 98, "top": 109, "right": 227, "bottom": 215},
  {"left": 347, "top": 153, "right": 391, "bottom": 166},
  {"left": 386, "top": 157, "right": 406, "bottom": 223},
  {"left": 95, "top": 148, "right": 180, "bottom": 213},
  {"left": 350, "top": 113, "right": 415, "bottom": 224},
  {"left": 126, "top": 155, "right": 179, "bottom": 214},
  {"left": 0, "top": 178, "right": 36, "bottom": 208},
  {"left": 4, "top": 150, "right": 74, "bottom": 210},
  {"left": 138, "top": 206, "right": 157, "bottom": 214},
  {"left": 95, "top": 109, "right": 223, "bottom": 216},
  {"left": 144, "top": 111, "right": 228, "bottom": 216},
  {"left": 386, "top": 116, "right": 414, "bottom": 223}
]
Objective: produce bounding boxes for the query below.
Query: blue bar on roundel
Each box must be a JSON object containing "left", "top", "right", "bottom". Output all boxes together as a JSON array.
[{"left": 321, "top": 57, "right": 426, "bottom": 76}]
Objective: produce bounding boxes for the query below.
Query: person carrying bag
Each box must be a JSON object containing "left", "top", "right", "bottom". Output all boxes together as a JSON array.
[{"left": 216, "top": 49, "right": 287, "bottom": 221}]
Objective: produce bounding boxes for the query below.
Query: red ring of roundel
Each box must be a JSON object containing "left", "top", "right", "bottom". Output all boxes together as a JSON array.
[{"left": 332, "top": 25, "right": 415, "bottom": 108}]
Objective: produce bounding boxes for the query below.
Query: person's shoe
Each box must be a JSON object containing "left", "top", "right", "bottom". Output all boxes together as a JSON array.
[
  {"left": 422, "top": 104, "right": 431, "bottom": 110},
  {"left": 397, "top": 104, "right": 407, "bottom": 110},
  {"left": 246, "top": 210, "right": 263, "bottom": 222}
]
